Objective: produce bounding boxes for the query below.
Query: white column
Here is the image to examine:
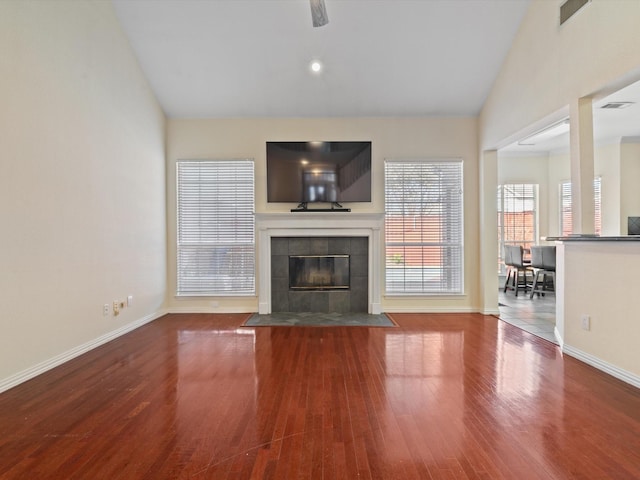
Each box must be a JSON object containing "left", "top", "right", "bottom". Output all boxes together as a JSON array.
[
  {"left": 480, "top": 149, "right": 499, "bottom": 315},
  {"left": 569, "top": 97, "right": 595, "bottom": 234}
]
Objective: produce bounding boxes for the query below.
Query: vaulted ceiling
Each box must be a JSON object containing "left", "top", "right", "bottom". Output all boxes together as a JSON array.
[
  {"left": 113, "top": 0, "right": 640, "bottom": 154},
  {"left": 112, "top": 0, "right": 531, "bottom": 118}
]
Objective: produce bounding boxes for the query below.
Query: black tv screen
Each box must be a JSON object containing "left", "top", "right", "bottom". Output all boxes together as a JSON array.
[{"left": 266, "top": 141, "right": 372, "bottom": 203}]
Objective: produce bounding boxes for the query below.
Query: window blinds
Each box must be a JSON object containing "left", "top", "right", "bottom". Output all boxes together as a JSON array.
[
  {"left": 176, "top": 160, "right": 255, "bottom": 296},
  {"left": 560, "top": 181, "right": 573, "bottom": 237},
  {"left": 560, "top": 177, "right": 601, "bottom": 236},
  {"left": 384, "top": 160, "right": 463, "bottom": 294}
]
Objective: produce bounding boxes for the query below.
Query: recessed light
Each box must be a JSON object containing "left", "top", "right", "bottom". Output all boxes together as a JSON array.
[{"left": 310, "top": 61, "right": 322, "bottom": 73}]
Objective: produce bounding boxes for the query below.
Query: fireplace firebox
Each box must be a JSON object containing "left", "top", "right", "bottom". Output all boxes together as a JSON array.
[{"left": 289, "top": 255, "right": 350, "bottom": 290}]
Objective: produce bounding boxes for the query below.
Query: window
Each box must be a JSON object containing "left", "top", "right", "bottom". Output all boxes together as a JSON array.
[
  {"left": 176, "top": 160, "right": 255, "bottom": 296},
  {"left": 384, "top": 159, "right": 463, "bottom": 294},
  {"left": 497, "top": 184, "right": 537, "bottom": 274},
  {"left": 560, "top": 181, "right": 572, "bottom": 236},
  {"left": 559, "top": 177, "right": 601, "bottom": 236}
]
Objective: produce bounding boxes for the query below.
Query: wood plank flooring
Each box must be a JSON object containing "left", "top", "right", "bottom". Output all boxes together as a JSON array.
[{"left": 0, "top": 313, "right": 639, "bottom": 479}]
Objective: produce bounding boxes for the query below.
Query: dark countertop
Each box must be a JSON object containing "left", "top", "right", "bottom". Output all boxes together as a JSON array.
[{"left": 543, "top": 235, "right": 640, "bottom": 242}]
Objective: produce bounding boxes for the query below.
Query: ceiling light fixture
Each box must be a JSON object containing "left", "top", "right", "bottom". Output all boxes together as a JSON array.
[
  {"left": 310, "top": 0, "right": 329, "bottom": 27},
  {"left": 518, "top": 118, "right": 570, "bottom": 146},
  {"left": 310, "top": 61, "right": 322, "bottom": 73}
]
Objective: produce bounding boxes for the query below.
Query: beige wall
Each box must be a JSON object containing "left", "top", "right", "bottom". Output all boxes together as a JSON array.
[
  {"left": 0, "top": 1, "right": 167, "bottom": 389},
  {"left": 559, "top": 241, "right": 640, "bottom": 381},
  {"left": 501, "top": 143, "right": 635, "bottom": 238},
  {"left": 498, "top": 155, "right": 550, "bottom": 241},
  {"left": 545, "top": 142, "right": 631, "bottom": 237},
  {"left": 167, "top": 117, "right": 481, "bottom": 313},
  {"left": 481, "top": 0, "right": 640, "bottom": 150},
  {"left": 481, "top": 0, "right": 640, "bottom": 382},
  {"left": 620, "top": 141, "right": 640, "bottom": 231}
]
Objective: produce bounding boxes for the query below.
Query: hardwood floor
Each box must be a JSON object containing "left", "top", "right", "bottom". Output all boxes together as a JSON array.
[{"left": 1, "top": 313, "right": 639, "bottom": 479}]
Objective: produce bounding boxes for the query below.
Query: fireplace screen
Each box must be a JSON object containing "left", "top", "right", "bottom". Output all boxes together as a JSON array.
[{"left": 289, "top": 255, "right": 350, "bottom": 290}]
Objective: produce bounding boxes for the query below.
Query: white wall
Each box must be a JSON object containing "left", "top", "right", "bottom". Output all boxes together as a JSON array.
[
  {"left": 167, "top": 117, "right": 481, "bottom": 313},
  {"left": 0, "top": 1, "right": 167, "bottom": 390},
  {"left": 620, "top": 141, "right": 640, "bottom": 232}
]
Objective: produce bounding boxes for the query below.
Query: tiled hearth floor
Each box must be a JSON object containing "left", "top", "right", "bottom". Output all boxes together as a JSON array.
[
  {"left": 245, "top": 312, "right": 395, "bottom": 327},
  {"left": 498, "top": 288, "right": 557, "bottom": 344}
]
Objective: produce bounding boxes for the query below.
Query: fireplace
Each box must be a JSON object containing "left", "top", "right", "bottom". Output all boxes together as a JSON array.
[
  {"left": 289, "top": 255, "right": 350, "bottom": 290},
  {"left": 255, "top": 212, "right": 384, "bottom": 314},
  {"left": 271, "top": 237, "right": 366, "bottom": 313}
]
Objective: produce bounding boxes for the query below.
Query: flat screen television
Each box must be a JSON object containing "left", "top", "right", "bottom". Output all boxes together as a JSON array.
[{"left": 266, "top": 141, "right": 372, "bottom": 205}]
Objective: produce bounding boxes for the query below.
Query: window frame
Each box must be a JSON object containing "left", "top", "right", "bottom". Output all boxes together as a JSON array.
[
  {"left": 176, "top": 159, "right": 255, "bottom": 297},
  {"left": 384, "top": 158, "right": 464, "bottom": 296},
  {"left": 497, "top": 183, "right": 538, "bottom": 275}
]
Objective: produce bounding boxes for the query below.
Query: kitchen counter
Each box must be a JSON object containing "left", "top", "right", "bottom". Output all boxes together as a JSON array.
[{"left": 544, "top": 235, "right": 640, "bottom": 241}]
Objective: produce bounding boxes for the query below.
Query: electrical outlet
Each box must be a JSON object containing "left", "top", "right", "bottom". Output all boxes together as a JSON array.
[
  {"left": 581, "top": 314, "right": 590, "bottom": 331},
  {"left": 113, "top": 301, "right": 120, "bottom": 316},
  {"left": 103, "top": 304, "right": 110, "bottom": 316}
]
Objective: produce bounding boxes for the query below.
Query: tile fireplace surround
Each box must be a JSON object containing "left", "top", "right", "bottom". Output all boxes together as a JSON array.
[
  {"left": 256, "top": 213, "right": 384, "bottom": 315},
  {"left": 271, "top": 237, "right": 367, "bottom": 313}
]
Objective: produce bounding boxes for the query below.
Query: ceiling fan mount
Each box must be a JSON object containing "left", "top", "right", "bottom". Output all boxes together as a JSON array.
[{"left": 310, "top": 0, "right": 329, "bottom": 27}]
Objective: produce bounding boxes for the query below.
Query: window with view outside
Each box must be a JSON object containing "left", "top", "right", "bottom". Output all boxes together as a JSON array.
[
  {"left": 176, "top": 159, "right": 255, "bottom": 296},
  {"left": 384, "top": 160, "right": 463, "bottom": 295},
  {"left": 560, "top": 177, "right": 601, "bottom": 237},
  {"left": 497, "top": 184, "right": 537, "bottom": 275}
]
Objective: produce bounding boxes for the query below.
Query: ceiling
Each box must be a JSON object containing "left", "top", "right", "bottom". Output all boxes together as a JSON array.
[
  {"left": 500, "top": 78, "right": 640, "bottom": 156},
  {"left": 112, "top": 0, "right": 640, "bottom": 152},
  {"left": 112, "top": 0, "right": 531, "bottom": 118}
]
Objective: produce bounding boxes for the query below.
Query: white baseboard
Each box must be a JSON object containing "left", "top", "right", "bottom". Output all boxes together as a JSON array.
[
  {"left": 554, "top": 326, "right": 564, "bottom": 349},
  {"left": 0, "top": 309, "right": 167, "bottom": 394},
  {"left": 563, "top": 344, "right": 640, "bottom": 389},
  {"left": 383, "top": 306, "right": 479, "bottom": 314},
  {"left": 166, "top": 307, "right": 255, "bottom": 314},
  {"left": 167, "top": 306, "right": 483, "bottom": 315}
]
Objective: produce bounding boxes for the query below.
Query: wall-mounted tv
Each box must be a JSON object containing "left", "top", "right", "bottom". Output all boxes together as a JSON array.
[{"left": 266, "top": 141, "right": 372, "bottom": 204}]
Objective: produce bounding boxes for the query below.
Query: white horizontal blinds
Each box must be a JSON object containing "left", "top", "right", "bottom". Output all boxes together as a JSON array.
[
  {"left": 560, "top": 177, "right": 601, "bottom": 236},
  {"left": 560, "top": 181, "right": 573, "bottom": 236},
  {"left": 496, "top": 186, "right": 505, "bottom": 274},
  {"left": 594, "top": 176, "right": 602, "bottom": 235},
  {"left": 177, "top": 160, "right": 255, "bottom": 296},
  {"left": 385, "top": 160, "right": 463, "bottom": 294}
]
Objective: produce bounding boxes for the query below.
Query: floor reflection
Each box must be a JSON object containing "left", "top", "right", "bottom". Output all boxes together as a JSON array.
[
  {"left": 498, "top": 288, "right": 557, "bottom": 344},
  {"left": 1, "top": 313, "right": 637, "bottom": 479}
]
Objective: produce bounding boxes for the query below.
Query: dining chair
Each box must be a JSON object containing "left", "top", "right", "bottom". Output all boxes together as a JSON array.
[
  {"left": 503, "top": 245, "right": 533, "bottom": 296},
  {"left": 529, "top": 246, "right": 556, "bottom": 299}
]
